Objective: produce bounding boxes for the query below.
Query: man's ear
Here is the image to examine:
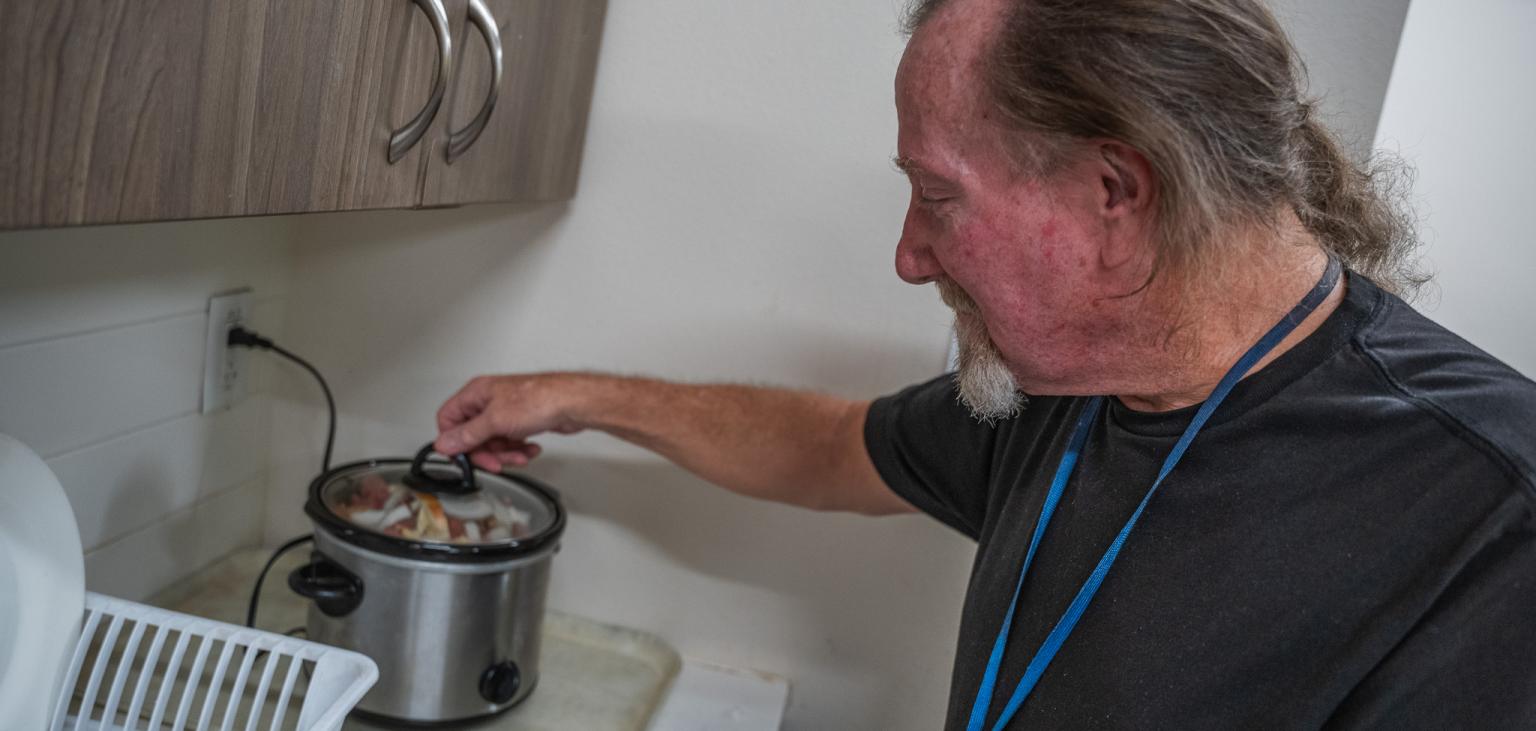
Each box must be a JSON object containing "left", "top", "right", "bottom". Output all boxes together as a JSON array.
[{"left": 1096, "top": 141, "right": 1157, "bottom": 270}]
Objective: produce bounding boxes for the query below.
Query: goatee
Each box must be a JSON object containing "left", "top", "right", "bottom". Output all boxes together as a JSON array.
[{"left": 936, "top": 279, "right": 1025, "bottom": 423}]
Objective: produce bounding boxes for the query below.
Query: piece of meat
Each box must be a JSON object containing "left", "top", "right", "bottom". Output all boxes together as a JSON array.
[{"left": 355, "top": 475, "right": 392, "bottom": 509}]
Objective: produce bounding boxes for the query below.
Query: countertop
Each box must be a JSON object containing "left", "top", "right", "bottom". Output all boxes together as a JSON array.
[{"left": 149, "top": 549, "right": 788, "bottom": 730}]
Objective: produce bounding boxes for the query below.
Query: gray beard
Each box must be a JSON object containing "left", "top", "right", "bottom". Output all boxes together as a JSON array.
[
  {"left": 937, "top": 280, "right": 1025, "bottom": 423},
  {"left": 954, "top": 313, "right": 1025, "bottom": 422}
]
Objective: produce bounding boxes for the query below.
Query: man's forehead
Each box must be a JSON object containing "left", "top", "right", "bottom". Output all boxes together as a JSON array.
[
  {"left": 896, "top": 0, "right": 1012, "bottom": 174},
  {"left": 897, "top": 0, "right": 1007, "bottom": 121},
  {"left": 902, "top": 0, "right": 1007, "bottom": 70}
]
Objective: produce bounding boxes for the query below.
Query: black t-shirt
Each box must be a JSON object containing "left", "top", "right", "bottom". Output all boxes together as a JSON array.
[{"left": 865, "top": 274, "right": 1536, "bottom": 730}]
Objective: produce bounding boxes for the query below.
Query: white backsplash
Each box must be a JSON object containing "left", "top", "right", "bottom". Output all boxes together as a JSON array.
[{"left": 0, "top": 217, "right": 294, "bottom": 601}]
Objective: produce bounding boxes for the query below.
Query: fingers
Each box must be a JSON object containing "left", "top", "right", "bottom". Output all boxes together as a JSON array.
[
  {"left": 468, "top": 449, "right": 505, "bottom": 472},
  {"left": 433, "top": 374, "right": 563, "bottom": 463},
  {"left": 466, "top": 441, "right": 542, "bottom": 472},
  {"left": 437, "top": 377, "right": 493, "bottom": 433},
  {"left": 494, "top": 442, "right": 541, "bottom": 467},
  {"left": 481, "top": 437, "right": 542, "bottom": 465},
  {"left": 436, "top": 411, "right": 497, "bottom": 456}
]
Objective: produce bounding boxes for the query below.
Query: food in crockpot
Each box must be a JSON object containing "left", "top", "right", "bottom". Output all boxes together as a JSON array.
[{"left": 335, "top": 474, "right": 532, "bottom": 543}]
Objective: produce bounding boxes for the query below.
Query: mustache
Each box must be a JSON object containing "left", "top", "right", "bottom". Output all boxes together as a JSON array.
[{"left": 935, "top": 278, "right": 980, "bottom": 315}]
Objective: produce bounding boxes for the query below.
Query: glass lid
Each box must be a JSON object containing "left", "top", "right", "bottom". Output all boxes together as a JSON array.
[{"left": 317, "top": 446, "right": 557, "bottom": 548}]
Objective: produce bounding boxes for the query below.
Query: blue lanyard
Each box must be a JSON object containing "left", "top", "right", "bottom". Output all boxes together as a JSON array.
[{"left": 967, "top": 258, "right": 1342, "bottom": 731}]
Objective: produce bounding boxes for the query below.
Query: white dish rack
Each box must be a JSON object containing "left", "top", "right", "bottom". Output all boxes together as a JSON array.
[
  {"left": 52, "top": 592, "right": 377, "bottom": 731},
  {"left": 0, "top": 431, "right": 375, "bottom": 730}
]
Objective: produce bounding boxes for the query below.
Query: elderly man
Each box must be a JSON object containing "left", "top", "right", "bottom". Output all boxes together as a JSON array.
[{"left": 436, "top": 0, "right": 1536, "bottom": 727}]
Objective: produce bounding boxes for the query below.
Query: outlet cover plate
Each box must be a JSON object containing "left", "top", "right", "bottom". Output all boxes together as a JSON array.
[{"left": 202, "top": 289, "right": 253, "bottom": 413}]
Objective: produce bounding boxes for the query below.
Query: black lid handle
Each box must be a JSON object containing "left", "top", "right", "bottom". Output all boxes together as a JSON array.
[{"left": 404, "top": 442, "right": 479, "bottom": 495}]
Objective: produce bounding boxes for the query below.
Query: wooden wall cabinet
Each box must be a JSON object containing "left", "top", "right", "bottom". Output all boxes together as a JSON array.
[{"left": 0, "top": 0, "right": 606, "bottom": 231}]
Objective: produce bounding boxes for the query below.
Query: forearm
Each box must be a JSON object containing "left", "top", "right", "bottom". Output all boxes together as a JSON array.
[{"left": 562, "top": 374, "right": 905, "bottom": 514}]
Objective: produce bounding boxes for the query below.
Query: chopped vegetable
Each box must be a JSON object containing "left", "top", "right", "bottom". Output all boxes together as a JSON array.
[{"left": 332, "top": 477, "right": 533, "bottom": 545}]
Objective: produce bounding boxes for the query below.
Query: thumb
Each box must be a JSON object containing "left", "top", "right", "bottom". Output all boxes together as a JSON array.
[{"left": 436, "top": 412, "right": 498, "bottom": 456}]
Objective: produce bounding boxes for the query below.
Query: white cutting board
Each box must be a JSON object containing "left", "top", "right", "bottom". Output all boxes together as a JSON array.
[{"left": 0, "top": 433, "right": 87, "bottom": 730}]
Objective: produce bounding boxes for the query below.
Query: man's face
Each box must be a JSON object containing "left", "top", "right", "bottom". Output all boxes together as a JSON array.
[{"left": 894, "top": 5, "right": 1131, "bottom": 414}]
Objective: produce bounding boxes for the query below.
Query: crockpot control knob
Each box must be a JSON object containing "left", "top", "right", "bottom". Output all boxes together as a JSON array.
[{"left": 480, "top": 661, "right": 521, "bottom": 704}]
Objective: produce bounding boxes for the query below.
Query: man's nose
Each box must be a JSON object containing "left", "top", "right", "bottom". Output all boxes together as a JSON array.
[{"left": 895, "top": 216, "right": 943, "bottom": 285}]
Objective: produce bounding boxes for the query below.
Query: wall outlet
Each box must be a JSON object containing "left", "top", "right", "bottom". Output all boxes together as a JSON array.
[{"left": 202, "top": 289, "right": 254, "bottom": 414}]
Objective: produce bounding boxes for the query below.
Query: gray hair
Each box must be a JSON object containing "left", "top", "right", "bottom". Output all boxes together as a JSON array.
[{"left": 905, "top": 0, "right": 1423, "bottom": 296}]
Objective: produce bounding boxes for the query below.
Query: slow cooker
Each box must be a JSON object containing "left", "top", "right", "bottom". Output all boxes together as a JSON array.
[{"left": 288, "top": 443, "right": 565, "bottom": 724}]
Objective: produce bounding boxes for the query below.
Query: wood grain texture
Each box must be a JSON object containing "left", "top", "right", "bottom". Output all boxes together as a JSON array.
[
  {"left": 245, "top": 0, "right": 438, "bottom": 215},
  {"left": 186, "top": 0, "right": 271, "bottom": 219},
  {"left": 421, "top": 0, "right": 608, "bottom": 206},
  {"left": 0, "top": 0, "right": 442, "bottom": 229},
  {"left": 0, "top": 0, "right": 605, "bottom": 230},
  {"left": 0, "top": 0, "right": 268, "bottom": 228},
  {"left": 335, "top": 0, "right": 446, "bottom": 210}
]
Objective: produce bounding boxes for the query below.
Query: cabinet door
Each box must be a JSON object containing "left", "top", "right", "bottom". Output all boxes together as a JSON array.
[
  {"left": 0, "top": 0, "right": 269, "bottom": 228},
  {"left": 420, "top": 0, "right": 607, "bottom": 206},
  {"left": 244, "top": 0, "right": 447, "bottom": 215},
  {"left": 0, "top": 0, "right": 449, "bottom": 229}
]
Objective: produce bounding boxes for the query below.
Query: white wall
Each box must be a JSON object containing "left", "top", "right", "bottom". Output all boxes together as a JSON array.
[
  {"left": 0, "top": 219, "right": 293, "bottom": 600},
  {"left": 1373, "top": 0, "right": 1536, "bottom": 377},
  {"left": 260, "top": 2, "right": 1416, "bottom": 729},
  {"left": 1269, "top": 0, "right": 1412, "bottom": 157}
]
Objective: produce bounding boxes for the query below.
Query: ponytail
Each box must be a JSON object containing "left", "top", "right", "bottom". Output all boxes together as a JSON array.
[{"left": 1290, "top": 111, "right": 1422, "bottom": 297}]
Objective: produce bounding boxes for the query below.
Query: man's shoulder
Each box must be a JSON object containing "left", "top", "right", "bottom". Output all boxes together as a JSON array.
[{"left": 1350, "top": 282, "right": 1536, "bottom": 498}]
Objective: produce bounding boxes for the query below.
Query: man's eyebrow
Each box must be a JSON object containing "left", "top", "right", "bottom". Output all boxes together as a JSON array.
[
  {"left": 892, "top": 155, "right": 922, "bottom": 175},
  {"left": 893, "top": 156, "right": 955, "bottom": 182}
]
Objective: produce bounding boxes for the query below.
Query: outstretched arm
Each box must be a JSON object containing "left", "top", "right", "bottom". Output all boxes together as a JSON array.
[{"left": 434, "top": 373, "right": 915, "bottom": 515}]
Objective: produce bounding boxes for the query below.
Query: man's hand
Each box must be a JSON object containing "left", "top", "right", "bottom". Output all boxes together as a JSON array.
[
  {"left": 435, "top": 374, "right": 587, "bottom": 472},
  {"left": 431, "top": 372, "right": 914, "bottom": 516}
]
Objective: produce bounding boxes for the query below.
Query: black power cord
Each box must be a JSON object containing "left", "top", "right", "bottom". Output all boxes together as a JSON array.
[
  {"left": 226, "top": 326, "right": 337, "bottom": 630},
  {"left": 246, "top": 534, "right": 314, "bottom": 629},
  {"left": 228, "top": 326, "right": 336, "bottom": 472}
]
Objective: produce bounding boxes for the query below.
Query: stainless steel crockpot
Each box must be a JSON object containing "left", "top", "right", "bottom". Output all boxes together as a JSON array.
[{"left": 289, "top": 443, "right": 565, "bottom": 724}]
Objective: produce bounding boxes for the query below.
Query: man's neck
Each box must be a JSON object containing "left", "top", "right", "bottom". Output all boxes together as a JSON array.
[{"left": 1116, "top": 235, "right": 1343, "bottom": 413}]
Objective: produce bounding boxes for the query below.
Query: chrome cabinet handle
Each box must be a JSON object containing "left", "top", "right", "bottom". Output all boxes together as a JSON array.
[
  {"left": 388, "top": 0, "right": 453, "bottom": 163},
  {"left": 445, "top": 0, "right": 503, "bottom": 163}
]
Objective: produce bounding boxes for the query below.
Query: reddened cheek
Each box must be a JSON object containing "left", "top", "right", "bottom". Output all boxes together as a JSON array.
[{"left": 949, "top": 237, "right": 978, "bottom": 263}]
